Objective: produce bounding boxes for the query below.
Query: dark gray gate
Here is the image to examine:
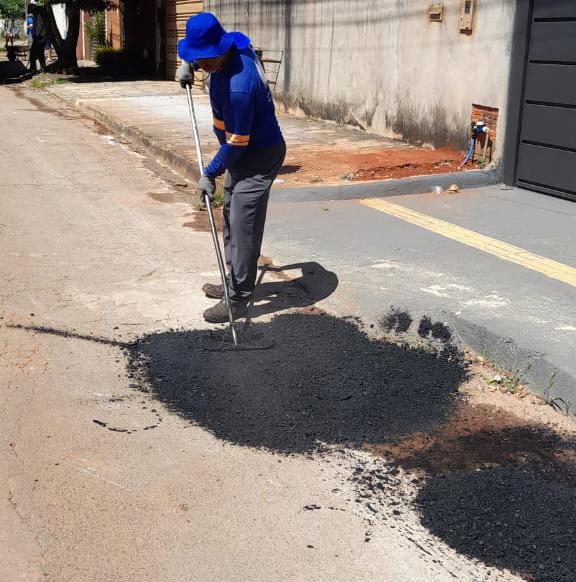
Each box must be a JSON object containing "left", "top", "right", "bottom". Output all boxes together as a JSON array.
[{"left": 516, "top": 0, "right": 576, "bottom": 200}]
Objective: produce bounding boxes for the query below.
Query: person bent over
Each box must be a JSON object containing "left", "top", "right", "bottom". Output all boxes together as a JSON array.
[{"left": 178, "top": 12, "right": 286, "bottom": 324}]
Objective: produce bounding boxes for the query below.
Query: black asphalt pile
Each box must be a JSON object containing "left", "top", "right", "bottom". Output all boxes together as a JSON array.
[
  {"left": 416, "top": 464, "right": 576, "bottom": 582},
  {"left": 124, "top": 311, "right": 467, "bottom": 454},
  {"left": 125, "top": 311, "right": 576, "bottom": 580}
]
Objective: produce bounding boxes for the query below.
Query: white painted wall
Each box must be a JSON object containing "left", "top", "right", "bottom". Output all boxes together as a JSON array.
[{"left": 207, "top": 0, "right": 517, "bottom": 159}]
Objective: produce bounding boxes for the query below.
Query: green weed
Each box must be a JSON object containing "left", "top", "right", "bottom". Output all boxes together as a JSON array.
[
  {"left": 488, "top": 368, "right": 523, "bottom": 394},
  {"left": 543, "top": 372, "right": 557, "bottom": 404},
  {"left": 212, "top": 179, "right": 224, "bottom": 208},
  {"left": 542, "top": 372, "right": 573, "bottom": 415},
  {"left": 29, "top": 74, "right": 70, "bottom": 90}
]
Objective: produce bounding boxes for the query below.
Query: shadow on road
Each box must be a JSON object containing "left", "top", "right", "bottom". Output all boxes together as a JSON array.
[
  {"left": 124, "top": 311, "right": 466, "bottom": 453},
  {"left": 278, "top": 164, "right": 301, "bottom": 175},
  {"left": 249, "top": 262, "right": 339, "bottom": 319}
]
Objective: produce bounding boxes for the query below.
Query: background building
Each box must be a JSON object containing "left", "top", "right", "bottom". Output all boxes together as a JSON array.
[
  {"left": 73, "top": 1, "right": 573, "bottom": 200},
  {"left": 205, "top": 0, "right": 575, "bottom": 200}
]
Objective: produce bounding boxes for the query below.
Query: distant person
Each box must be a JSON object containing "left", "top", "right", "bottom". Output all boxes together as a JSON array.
[
  {"left": 26, "top": 14, "right": 33, "bottom": 43},
  {"left": 28, "top": 3, "right": 48, "bottom": 73}
]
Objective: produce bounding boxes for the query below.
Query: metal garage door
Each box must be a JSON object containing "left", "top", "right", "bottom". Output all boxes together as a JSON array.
[{"left": 516, "top": 0, "right": 576, "bottom": 201}]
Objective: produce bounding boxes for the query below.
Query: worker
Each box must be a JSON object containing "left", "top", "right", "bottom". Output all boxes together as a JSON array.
[
  {"left": 28, "top": 2, "right": 48, "bottom": 73},
  {"left": 177, "top": 12, "right": 286, "bottom": 324}
]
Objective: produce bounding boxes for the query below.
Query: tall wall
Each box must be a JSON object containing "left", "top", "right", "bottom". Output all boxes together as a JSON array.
[
  {"left": 76, "top": 6, "right": 121, "bottom": 61},
  {"left": 206, "top": 0, "right": 517, "bottom": 158},
  {"left": 106, "top": 4, "right": 122, "bottom": 50},
  {"left": 77, "top": 11, "right": 88, "bottom": 61}
]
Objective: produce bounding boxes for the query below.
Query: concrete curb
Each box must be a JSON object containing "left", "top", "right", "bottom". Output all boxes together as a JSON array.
[
  {"left": 446, "top": 312, "right": 576, "bottom": 413},
  {"left": 271, "top": 168, "right": 500, "bottom": 203}
]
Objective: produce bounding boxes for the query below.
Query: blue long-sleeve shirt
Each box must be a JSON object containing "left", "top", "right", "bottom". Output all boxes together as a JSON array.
[{"left": 204, "top": 48, "right": 283, "bottom": 178}]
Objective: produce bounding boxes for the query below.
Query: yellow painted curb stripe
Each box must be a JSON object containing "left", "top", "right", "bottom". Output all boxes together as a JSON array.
[{"left": 358, "top": 198, "right": 576, "bottom": 289}]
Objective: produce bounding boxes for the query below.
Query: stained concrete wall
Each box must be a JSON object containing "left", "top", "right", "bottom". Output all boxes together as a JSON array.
[{"left": 206, "top": 0, "right": 517, "bottom": 159}]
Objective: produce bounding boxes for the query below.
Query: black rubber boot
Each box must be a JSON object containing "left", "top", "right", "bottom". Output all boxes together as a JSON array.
[
  {"left": 203, "top": 298, "right": 248, "bottom": 323},
  {"left": 202, "top": 282, "right": 224, "bottom": 299}
]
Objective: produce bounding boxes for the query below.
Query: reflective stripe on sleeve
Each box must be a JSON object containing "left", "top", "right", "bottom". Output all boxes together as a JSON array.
[{"left": 226, "top": 132, "right": 250, "bottom": 147}]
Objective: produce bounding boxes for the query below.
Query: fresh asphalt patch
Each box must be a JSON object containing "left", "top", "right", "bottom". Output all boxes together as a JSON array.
[
  {"left": 361, "top": 400, "right": 576, "bottom": 582},
  {"left": 123, "top": 311, "right": 467, "bottom": 454},
  {"left": 417, "top": 463, "right": 576, "bottom": 582},
  {"left": 12, "top": 311, "right": 576, "bottom": 580},
  {"left": 122, "top": 309, "right": 576, "bottom": 581}
]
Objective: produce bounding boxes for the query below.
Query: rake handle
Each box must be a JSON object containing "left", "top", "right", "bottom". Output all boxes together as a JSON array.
[{"left": 185, "top": 84, "right": 238, "bottom": 347}]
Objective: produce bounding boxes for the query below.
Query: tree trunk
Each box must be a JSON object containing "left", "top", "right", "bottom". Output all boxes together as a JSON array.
[{"left": 45, "top": 4, "right": 80, "bottom": 73}]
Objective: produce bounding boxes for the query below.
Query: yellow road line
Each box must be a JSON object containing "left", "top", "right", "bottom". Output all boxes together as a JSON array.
[{"left": 358, "top": 198, "right": 576, "bottom": 289}]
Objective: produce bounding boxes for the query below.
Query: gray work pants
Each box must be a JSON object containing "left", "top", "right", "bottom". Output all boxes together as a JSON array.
[{"left": 223, "top": 140, "right": 286, "bottom": 301}]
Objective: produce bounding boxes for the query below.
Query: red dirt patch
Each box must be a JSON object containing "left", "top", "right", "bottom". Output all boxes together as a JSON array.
[
  {"left": 278, "top": 146, "right": 477, "bottom": 187},
  {"left": 351, "top": 148, "right": 473, "bottom": 181},
  {"left": 182, "top": 207, "right": 224, "bottom": 232},
  {"left": 366, "top": 403, "right": 576, "bottom": 477}
]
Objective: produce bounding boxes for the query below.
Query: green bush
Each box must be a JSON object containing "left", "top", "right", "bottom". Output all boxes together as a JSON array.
[
  {"left": 94, "top": 46, "right": 122, "bottom": 66},
  {"left": 85, "top": 11, "right": 106, "bottom": 53},
  {"left": 93, "top": 46, "right": 152, "bottom": 74}
]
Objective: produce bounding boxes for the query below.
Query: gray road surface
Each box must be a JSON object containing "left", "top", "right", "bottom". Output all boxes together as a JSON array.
[
  {"left": 0, "top": 87, "right": 525, "bottom": 581},
  {"left": 266, "top": 186, "right": 576, "bottom": 407}
]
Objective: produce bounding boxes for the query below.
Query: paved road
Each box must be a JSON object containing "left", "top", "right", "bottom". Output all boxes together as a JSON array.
[
  {"left": 266, "top": 185, "right": 576, "bottom": 407},
  {"left": 1, "top": 87, "right": 531, "bottom": 581},
  {"left": 5, "top": 85, "right": 576, "bottom": 582}
]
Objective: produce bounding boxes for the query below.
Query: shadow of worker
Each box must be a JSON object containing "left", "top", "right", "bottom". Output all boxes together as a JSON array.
[{"left": 249, "top": 261, "right": 338, "bottom": 319}]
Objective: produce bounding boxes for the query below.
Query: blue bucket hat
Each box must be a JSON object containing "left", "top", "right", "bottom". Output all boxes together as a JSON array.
[{"left": 178, "top": 12, "right": 251, "bottom": 62}]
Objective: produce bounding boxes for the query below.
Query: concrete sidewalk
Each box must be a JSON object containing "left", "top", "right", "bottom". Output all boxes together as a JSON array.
[{"left": 44, "top": 79, "right": 489, "bottom": 190}]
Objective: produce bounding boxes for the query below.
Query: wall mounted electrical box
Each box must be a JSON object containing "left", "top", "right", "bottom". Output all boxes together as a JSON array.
[
  {"left": 428, "top": 4, "right": 444, "bottom": 22},
  {"left": 459, "top": 0, "right": 475, "bottom": 33}
]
